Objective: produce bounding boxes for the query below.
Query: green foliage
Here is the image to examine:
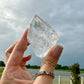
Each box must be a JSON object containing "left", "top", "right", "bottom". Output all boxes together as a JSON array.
[
  {"left": 26, "top": 64, "right": 40, "bottom": 69},
  {"left": 0, "top": 61, "right": 5, "bottom": 67},
  {"left": 55, "top": 64, "right": 69, "bottom": 70},
  {"left": 55, "top": 64, "right": 62, "bottom": 69},
  {"left": 70, "top": 63, "right": 81, "bottom": 84},
  {"left": 0, "top": 68, "right": 4, "bottom": 73},
  {"left": 26, "top": 64, "right": 30, "bottom": 68},
  {"left": 61, "top": 66, "right": 69, "bottom": 70},
  {"left": 0, "top": 68, "right": 4, "bottom": 78},
  {"left": 26, "top": 63, "right": 70, "bottom": 70},
  {"left": 25, "top": 63, "right": 84, "bottom": 73}
]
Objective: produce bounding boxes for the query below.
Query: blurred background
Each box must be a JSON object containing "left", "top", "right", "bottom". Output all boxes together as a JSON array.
[{"left": 0, "top": 0, "right": 84, "bottom": 68}]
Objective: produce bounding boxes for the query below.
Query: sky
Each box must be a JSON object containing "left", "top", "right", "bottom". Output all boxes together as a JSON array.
[{"left": 0, "top": 0, "right": 84, "bottom": 68}]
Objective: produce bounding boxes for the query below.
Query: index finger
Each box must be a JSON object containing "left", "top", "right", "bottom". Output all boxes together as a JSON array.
[
  {"left": 5, "top": 41, "right": 17, "bottom": 64},
  {"left": 7, "top": 28, "right": 29, "bottom": 66}
]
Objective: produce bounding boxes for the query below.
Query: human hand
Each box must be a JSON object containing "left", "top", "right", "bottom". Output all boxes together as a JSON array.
[
  {"left": 1, "top": 28, "right": 33, "bottom": 84},
  {"left": 1, "top": 28, "right": 63, "bottom": 84}
]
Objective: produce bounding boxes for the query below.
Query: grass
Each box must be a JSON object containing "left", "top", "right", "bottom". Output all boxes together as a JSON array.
[
  {"left": 55, "top": 69, "right": 71, "bottom": 72},
  {"left": 55, "top": 69, "right": 84, "bottom": 73},
  {"left": 0, "top": 69, "right": 4, "bottom": 73},
  {"left": 0, "top": 68, "right": 4, "bottom": 78},
  {"left": 80, "top": 71, "right": 84, "bottom": 73},
  {"left": 0, "top": 73, "right": 2, "bottom": 78}
]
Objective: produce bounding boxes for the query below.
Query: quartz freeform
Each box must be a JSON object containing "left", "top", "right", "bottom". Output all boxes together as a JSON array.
[{"left": 27, "top": 15, "right": 58, "bottom": 58}]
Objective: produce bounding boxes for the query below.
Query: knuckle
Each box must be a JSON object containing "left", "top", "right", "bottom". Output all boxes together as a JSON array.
[
  {"left": 43, "top": 57, "right": 57, "bottom": 68},
  {"left": 5, "top": 50, "right": 10, "bottom": 57},
  {"left": 5, "top": 50, "right": 8, "bottom": 56}
]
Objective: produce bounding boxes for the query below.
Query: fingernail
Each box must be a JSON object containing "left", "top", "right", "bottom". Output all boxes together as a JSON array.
[{"left": 52, "top": 45, "right": 63, "bottom": 57}]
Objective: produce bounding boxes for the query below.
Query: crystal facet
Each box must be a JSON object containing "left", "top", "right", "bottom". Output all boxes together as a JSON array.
[{"left": 27, "top": 15, "right": 58, "bottom": 58}]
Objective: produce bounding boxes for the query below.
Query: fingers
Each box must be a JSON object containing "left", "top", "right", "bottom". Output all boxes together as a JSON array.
[
  {"left": 20, "top": 55, "right": 32, "bottom": 67},
  {"left": 40, "top": 45, "right": 63, "bottom": 72},
  {"left": 7, "top": 28, "right": 29, "bottom": 66},
  {"left": 5, "top": 41, "right": 17, "bottom": 64},
  {"left": 34, "top": 45, "right": 63, "bottom": 84},
  {"left": 20, "top": 55, "right": 33, "bottom": 80}
]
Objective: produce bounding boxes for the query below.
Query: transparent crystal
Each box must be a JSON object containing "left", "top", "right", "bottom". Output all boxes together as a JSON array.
[{"left": 27, "top": 15, "right": 58, "bottom": 58}]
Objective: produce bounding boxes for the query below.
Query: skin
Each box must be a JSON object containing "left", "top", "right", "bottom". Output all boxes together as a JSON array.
[{"left": 0, "top": 28, "right": 63, "bottom": 84}]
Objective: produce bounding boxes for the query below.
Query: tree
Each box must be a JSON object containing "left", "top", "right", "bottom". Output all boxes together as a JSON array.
[
  {"left": 62, "top": 66, "right": 69, "bottom": 70},
  {"left": 26, "top": 64, "right": 40, "bottom": 69},
  {"left": 26, "top": 64, "right": 30, "bottom": 68},
  {"left": 70, "top": 63, "right": 81, "bottom": 84},
  {"left": 0, "top": 61, "right": 5, "bottom": 67},
  {"left": 55, "top": 64, "right": 62, "bottom": 69}
]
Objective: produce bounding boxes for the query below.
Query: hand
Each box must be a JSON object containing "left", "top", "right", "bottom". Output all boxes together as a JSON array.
[
  {"left": 1, "top": 28, "right": 63, "bottom": 84},
  {"left": 1, "top": 28, "right": 33, "bottom": 84}
]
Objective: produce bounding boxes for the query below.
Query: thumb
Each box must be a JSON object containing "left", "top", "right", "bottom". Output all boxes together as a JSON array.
[{"left": 40, "top": 45, "right": 63, "bottom": 72}]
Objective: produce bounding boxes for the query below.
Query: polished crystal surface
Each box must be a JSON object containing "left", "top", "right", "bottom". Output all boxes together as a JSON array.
[{"left": 27, "top": 15, "right": 58, "bottom": 58}]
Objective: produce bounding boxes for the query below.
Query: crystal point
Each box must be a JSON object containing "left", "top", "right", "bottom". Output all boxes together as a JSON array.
[{"left": 27, "top": 15, "right": 58, "bottom": 58}]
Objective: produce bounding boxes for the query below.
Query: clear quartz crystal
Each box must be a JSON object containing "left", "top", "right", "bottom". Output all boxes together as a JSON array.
[{"left": 27, "top": 15, "right": 58, "bottom": 58}]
